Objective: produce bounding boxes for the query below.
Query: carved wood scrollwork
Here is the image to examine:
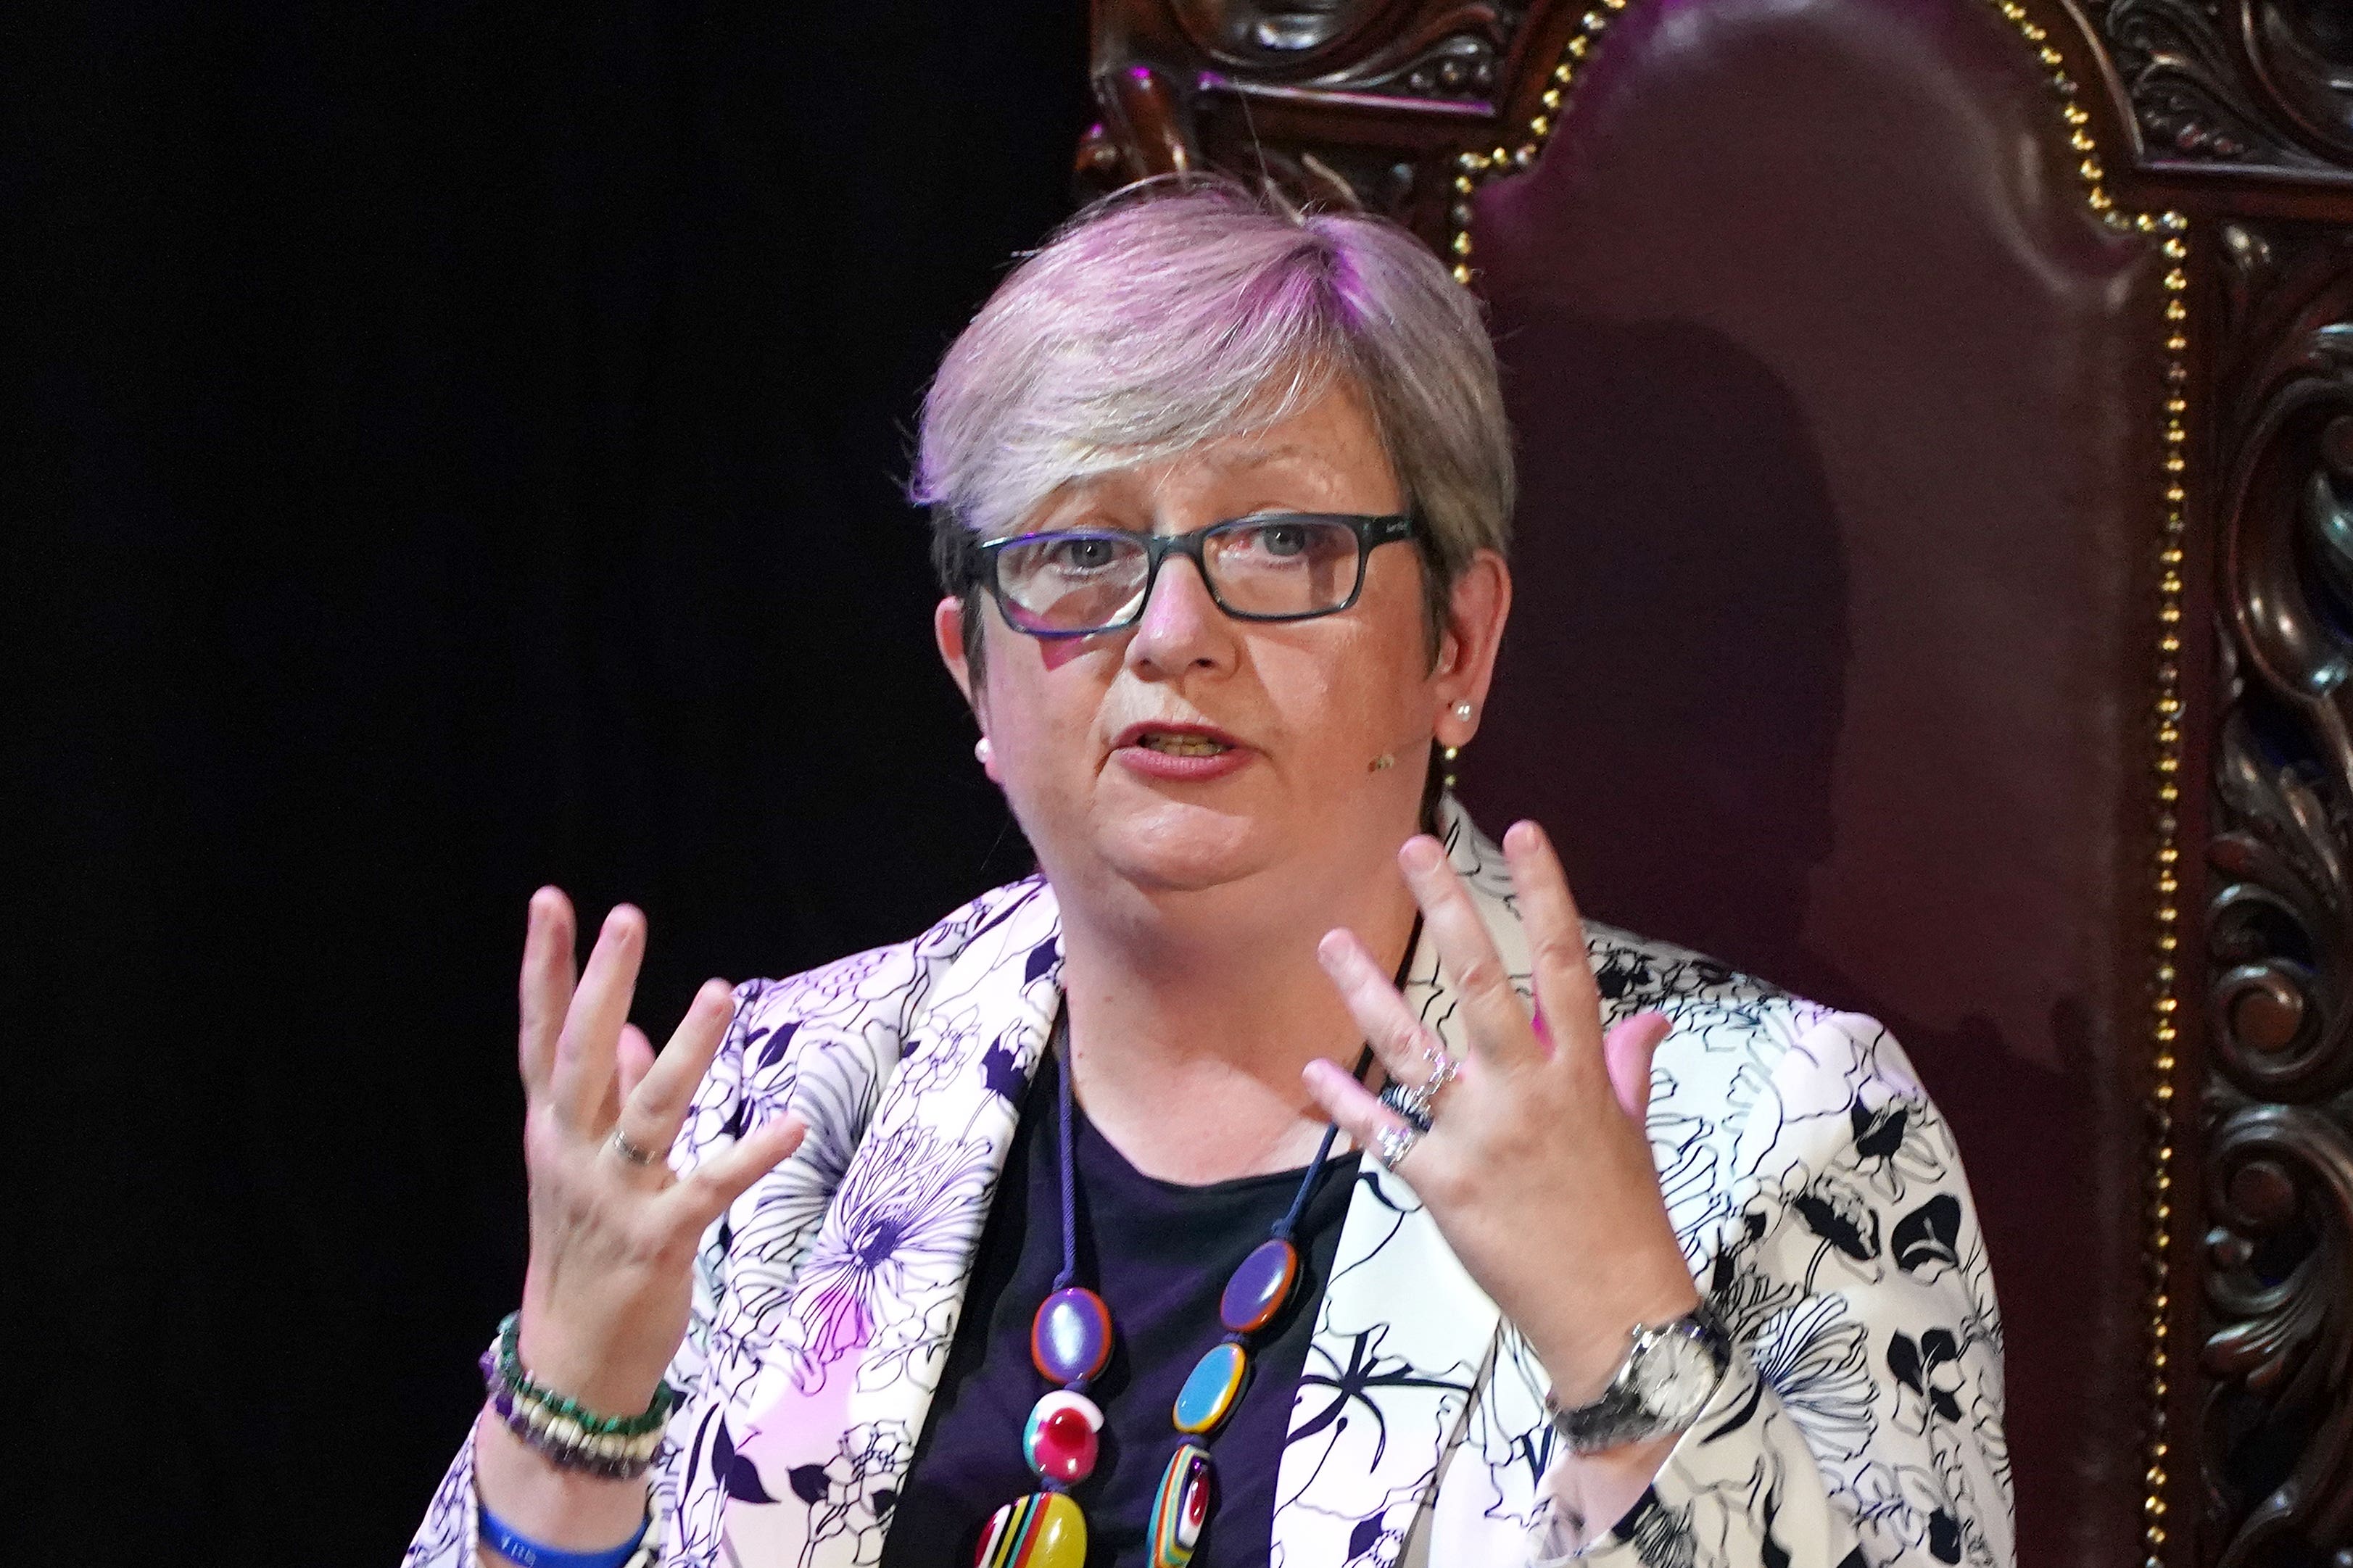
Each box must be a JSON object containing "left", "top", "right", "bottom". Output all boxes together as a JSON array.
[
  {"left": 1077, "top": 0, "right": 1547, "bottom": 239},
  {"left": 2097, "top": 0, "right": 2353, "bottom": 173},
  {"left": 2203, "top": 221, "right": 2353, "bottom": 1564}
]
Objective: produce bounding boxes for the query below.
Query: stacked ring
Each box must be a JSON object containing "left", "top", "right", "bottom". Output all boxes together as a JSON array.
[
  {"left": 1374, "top": 1123, "right": 1422, "bottom": 1171},
  {"left": 1377, "top": 1043, "right": 1462, "bottom": 1133},
  {"left": 1378, "top": 1082, "right": 1434, "bottom": 1133}
]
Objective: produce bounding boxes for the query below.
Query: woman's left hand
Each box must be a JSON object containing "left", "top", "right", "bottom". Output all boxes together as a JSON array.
[{"left": 1303, "top": 819, "right": 1700, "bottom": 1407}]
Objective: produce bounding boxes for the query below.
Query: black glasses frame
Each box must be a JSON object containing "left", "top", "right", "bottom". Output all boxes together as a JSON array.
[{"left": 967, "top": 512, "right": 1418, "bottom": 639}]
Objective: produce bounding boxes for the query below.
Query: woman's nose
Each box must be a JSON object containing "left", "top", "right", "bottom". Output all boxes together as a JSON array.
[{"left": 1125, "top": 552, "right": 1236, "bottom": 676}]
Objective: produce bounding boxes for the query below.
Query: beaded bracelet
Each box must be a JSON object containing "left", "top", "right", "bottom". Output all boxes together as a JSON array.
[{"left": 481, "top": 1312, "right": 677, "bottom": 1480}]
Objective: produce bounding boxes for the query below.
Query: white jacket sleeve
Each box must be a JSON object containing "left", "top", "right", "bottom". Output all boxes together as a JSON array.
[
  {"left": 1535, "top": 1010, "right": 2014, "bottom": 1567},
  {"left": 400, "top": 978, "right": 776, "bottom": 1568}
]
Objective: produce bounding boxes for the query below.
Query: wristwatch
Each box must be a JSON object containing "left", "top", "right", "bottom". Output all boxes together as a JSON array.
[{"left": 1544, "top": 1301, "right": 1731, "bottom": 1455}]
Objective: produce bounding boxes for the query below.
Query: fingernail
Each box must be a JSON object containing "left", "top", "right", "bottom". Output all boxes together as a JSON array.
[{"left": 1399, "top": 837, "right": 1445, "bottom": 873}]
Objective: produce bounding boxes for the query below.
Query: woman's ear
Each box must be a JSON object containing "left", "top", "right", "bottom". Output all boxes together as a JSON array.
[
  {"left": 937, "top": 595, "right": 1004, "bottom": 783},
  {"left": 937, "top": 595, "right": 993, "bottom": 731},
  {"left": 935, "top": 595, "right": 979, "bottom": 710},
  {"left": 1437, "top": 551, "right": 1510, "bottom": 744}
]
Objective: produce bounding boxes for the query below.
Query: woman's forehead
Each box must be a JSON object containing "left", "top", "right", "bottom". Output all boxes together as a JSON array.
[{"left": 1031, "top": 393, "right": 1395, "bottom": 521}]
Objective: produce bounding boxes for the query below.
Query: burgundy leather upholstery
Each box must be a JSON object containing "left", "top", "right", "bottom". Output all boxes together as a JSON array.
[{"left": 1457, "top": 1, "right": 2170, "bottom": 1559}]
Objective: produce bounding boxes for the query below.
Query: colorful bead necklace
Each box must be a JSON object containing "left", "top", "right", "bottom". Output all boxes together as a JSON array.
[{"left": 973, "top": 1013, "right": 1376, "bottom": 1568}]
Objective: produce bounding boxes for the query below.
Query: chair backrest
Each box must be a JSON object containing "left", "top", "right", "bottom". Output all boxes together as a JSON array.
[
  {"left": 1081, "top": 1, "right": 2353, "bottom": 1564},
  {"left": 1467, "top": 5, "right": 2167, "bottom": 1556}
]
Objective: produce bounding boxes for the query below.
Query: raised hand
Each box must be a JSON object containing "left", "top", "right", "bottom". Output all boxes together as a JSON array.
[
  {"left": 504, "top": 889, "right": 806, "bottom": 1427},
  {"left": 1302, "top": 821, "right": 1698, "bottom": 1409}
]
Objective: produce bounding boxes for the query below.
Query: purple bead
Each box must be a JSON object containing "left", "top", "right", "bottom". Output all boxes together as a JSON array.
[
  {"left": 1030, "top": 1286, "right": 1113, "bottom": 1383},
  {"left": 1219, "top": 1237, "right": 1299, "bottom": 1335}
]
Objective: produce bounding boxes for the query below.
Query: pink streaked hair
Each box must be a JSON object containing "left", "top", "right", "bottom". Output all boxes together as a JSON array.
[{"left": 913, "top": 176, "right": 1514, "bottom": 655}]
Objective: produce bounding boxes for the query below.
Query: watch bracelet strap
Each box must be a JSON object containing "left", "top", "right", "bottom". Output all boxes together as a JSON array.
[{"left": 1545, "top": 1299, "right": 1732, "bottom": 1455}]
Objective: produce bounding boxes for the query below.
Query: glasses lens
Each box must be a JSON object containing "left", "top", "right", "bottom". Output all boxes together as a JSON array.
[
  {"left": 994, "top": 532, "right": 1151, "bottom": 634},
  {"left": 1204, "top": 517, "right": 1361, "bottom": 617}
]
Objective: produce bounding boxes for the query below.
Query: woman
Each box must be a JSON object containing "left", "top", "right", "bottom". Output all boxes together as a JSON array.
[{"left": 409, "top": 181, "right": 2011, "bottom": 1567}]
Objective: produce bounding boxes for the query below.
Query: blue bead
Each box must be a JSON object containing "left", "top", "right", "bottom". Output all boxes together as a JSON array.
[{"left": 1172, "top": 1341, "right": 1248, "bottom": 1435}]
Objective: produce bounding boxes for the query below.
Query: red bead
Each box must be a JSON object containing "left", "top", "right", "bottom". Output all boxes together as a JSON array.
[{"left": 1023, "top": 1390, "right": 1103, "bottom": 1485}]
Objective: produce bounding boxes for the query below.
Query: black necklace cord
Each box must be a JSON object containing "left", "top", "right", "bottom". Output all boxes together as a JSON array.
[{"left": 1054, "top": 1009, "right": 1080, "bottom": 1292}]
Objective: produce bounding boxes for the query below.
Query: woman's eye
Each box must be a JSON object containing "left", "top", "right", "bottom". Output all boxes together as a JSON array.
[
  {"left": 1257, "top": 525, "right": 1309, "bottom": 558},
  {"left": 1049, "top": 538, "right": 1119, "bottom": 572}
]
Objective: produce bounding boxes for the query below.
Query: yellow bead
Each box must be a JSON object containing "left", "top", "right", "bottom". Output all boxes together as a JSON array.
[{"left": 976, "top": 1493, "right": 1087, "bottom": 1568}]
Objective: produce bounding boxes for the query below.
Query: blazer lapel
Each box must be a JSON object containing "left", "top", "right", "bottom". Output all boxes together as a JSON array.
[
  {"left": 719, "top": 880, "right": 1064, "bottom": 1568},
  {"left": 1270, "top": 805, "right": 1529, "bottom": 1568},
  {"left": 713, "top": 805, "right": 1543, "bottom": 1568}
]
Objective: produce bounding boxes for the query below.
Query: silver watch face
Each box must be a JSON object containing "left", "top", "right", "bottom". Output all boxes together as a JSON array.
[{"left": 1629, "top": 1324, "right": 1719, "bottom": 1424}]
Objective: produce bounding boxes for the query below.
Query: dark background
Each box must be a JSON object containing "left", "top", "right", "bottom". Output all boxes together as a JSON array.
[{"left": 12, "top": 3, "right": 1081, "bottom": 1558}]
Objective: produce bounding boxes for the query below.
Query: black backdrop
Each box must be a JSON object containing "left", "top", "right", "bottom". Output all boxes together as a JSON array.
[{"left": 12, "top": 3, "right": 1082, "bottom": 1558}]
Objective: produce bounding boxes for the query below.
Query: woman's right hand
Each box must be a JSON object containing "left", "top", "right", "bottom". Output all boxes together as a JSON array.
[{"left": 505, "top": 887, "right": 806, "bottom": 1422}]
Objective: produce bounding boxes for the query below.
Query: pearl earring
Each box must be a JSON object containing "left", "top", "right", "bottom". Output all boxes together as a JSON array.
[
  {"left": 1452, "top": 700, "right": 1475, "bottom": 721},
  {"left": 975, "top": 737, "right": 993, "bottom": 766}
]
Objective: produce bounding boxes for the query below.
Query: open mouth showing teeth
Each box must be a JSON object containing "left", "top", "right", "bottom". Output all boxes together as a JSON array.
[{"left": 1137, "top": 733, "right": 1232, "bottom": 756}]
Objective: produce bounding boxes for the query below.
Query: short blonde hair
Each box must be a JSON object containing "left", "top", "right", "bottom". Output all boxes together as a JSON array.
[{"left": 914, "top": 178, "right": 1513, "bottom": 665}]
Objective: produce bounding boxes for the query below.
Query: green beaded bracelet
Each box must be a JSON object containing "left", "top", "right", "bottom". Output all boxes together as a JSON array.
[{"left": 492, "top": 1313, "right": 678, "bottom": 1439}]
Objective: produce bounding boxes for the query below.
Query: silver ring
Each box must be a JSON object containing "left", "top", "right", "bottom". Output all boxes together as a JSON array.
[
  {"left": 1373, "top": 1121, "right": 1421, "bottom": 1172},
  {"left": 1421, "top": 1044, "right": 1462, "bottom": 1092},
  {"left": 1379, "top": 1081, "right": 1435, "bottom": 1133},
  {"left": 610, "top": 1128, "right": 665, "bottom": 1167},
  {"left": 1377, "top": 1044, "right": 1462, "bottom": 1133}
]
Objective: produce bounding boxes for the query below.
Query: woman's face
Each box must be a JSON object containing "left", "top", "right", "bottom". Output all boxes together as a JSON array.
[{"left": 935, "top": 383, "right": 1509, "bottom": 918}]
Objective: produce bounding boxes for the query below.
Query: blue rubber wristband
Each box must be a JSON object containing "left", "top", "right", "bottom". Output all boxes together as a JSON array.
[{"left": 478, "top": 1499, "right": 649, "bottom": 1568}]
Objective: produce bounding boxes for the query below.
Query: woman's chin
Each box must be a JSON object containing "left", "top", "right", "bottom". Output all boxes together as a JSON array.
[{"left": 1093, "top": 804, "right": 1281, "bottom": 897}]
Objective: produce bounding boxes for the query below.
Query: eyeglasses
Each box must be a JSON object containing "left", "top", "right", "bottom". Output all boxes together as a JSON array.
[{"left": 967, "top": 512, "right": 1418, "bottom": 639}]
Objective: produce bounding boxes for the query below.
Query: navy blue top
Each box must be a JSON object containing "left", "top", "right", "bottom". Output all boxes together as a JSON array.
[{"left": 880, "top": 1048, "right": 1362, "bottom": 1567}]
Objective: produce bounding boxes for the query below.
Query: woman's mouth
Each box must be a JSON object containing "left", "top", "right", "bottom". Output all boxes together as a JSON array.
[
  {"left": 1137, "top": 732, "right": 1231, "bottom": 756},
  {"left": 1113, "top": 723, "right": 1252, "bottom": 781}
]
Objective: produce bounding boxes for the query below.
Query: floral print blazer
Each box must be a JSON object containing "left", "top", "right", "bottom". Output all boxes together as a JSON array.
[{"left": 410, "top": 804, "right": 2014, "bottom": 1567}]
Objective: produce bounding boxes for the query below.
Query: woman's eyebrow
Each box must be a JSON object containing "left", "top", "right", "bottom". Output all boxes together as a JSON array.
[{"left": 1219, "top": 441, "right": 1316, "bottom": 469}]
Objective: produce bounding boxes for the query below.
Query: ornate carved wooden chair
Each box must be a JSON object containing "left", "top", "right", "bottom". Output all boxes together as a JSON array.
[{"left": 1080, "top": 2, "right": 2353, "bottom": 1563}]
